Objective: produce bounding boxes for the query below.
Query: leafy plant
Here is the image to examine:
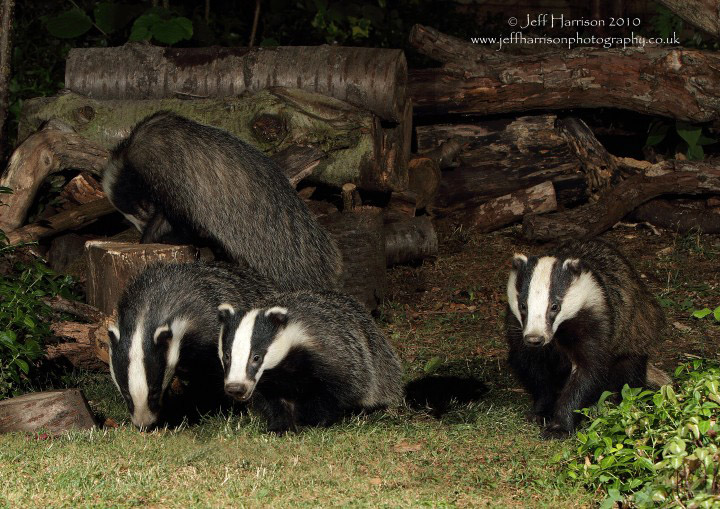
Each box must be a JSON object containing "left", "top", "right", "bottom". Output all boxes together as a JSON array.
[
  {"left": 0, "top": 189, "right": 77, "bottom": 398},
  {"left": 692, "top": 306, "right": 720, "bottom": 323},
  {"left": 559, "top": 360, "right": 720, "bottom": 508},
  {"left": 645, "top": 120, "right": 716, "bottom": 161}
]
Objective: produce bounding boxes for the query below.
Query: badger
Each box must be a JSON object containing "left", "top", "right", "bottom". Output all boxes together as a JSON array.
[
  {"left": 108, "top": 261, "right": 273, "bottom": 429},
  {"left": 217, "top": 290, "right": 403, "bottom": 433},
  {"left": 103, "top": 111, "right": 342, "bottom": 292},
  {"left": 505, "top": 239, "right": 670, "bottom": 437}
]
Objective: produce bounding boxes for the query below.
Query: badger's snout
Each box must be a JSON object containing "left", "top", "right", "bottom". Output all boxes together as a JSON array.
[
  {"left": 523, "top": 334, "right": 546, "bottom": 347},
  {"left": 225, "top": 381, "right": 255, "bottom": 401}
]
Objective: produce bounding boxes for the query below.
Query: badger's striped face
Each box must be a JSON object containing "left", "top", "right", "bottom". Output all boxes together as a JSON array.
[
  {"left": 507, "top": 253, "right": 606, "bottom": 346},
  {"left": 217, "top": 304, "right": 304, "bottom": 402},
  {"left": 108, "top": 315, "right": 188, "bottom": 429}
]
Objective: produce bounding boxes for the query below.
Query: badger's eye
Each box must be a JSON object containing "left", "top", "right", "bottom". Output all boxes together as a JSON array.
[
  {"left": 252, "top": 354, "right": 261, "bottom": 363},
  {"left": 223, "top": 352, "right": 230, "bottom": 363},
  {"left": 519, "top": 303, "right": 526, "bottom": 311},
  {"left": 550, "top": 303, "right": 559, "bottom": 312}
]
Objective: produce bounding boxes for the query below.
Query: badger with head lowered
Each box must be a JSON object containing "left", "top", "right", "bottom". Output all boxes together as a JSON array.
[
  {"left": 506, "top": 239, "right": 670, "bottom": 437},
  {"left": 103, "top": 111, "right": 342, "bottom": 292},
  {"left": 217, "top": 290, "right": 403, "bottom": 433},
  {"left": 108, "top": 262, "right": 272, "bottom": 429}
]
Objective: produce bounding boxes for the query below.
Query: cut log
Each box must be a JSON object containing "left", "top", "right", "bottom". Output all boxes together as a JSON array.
[
  {"left": 384, "top": 191, "right": 417, "bottom": 220},
  {"left": 522, "top": 160, "right": 720, "bottom": 241},
  {"left": 65, "top": 44, "right": 408, "bottom": 122},
  {"left": 320, "top": 207, "right": 386, "bottom": 311},
  {"left": 408, "top": 24, "right": 720, "bottom": 123},
  {"left": 416, "top": 116, "right": 598, "bottom": 213},
  {"left": 658, "top": 0, "right": 720, "bottom": 37},
  {"left": 271, "top": 145, "right": 325, "bottom": 187},
  {"left": 629, "top": 198, "right": 720, "bottom": 234},
  {"left": 18, "top": 88, "right": 407, "bottom": 192},
  {"left": 462, "top": 181, "right": 557, "bottom": 232},
  {"left": 384, "top": 216, "right": 438, "bottom": 267},
  {"left": 45, "top": 295, "right": 106, "bottom": 323},
  {"left": 57, "top": 172, "right": 105, "bottom": 208},
  {"left": 0, "top": 389, "right": 97, "bottom": 433},
  {"left": 0, "top": 120, "right": 109, "bottom": 232},
  {"left": 48, "top": 316, "right": 113, "bottom": 368},
  {"left": 407, "top": 157, "right": 441, "bottom": 210},
  {"left": 6, "top": 198, "right": 115, "bottom": 245},
  {"left": 85, "top": 241, "right": 199, "bottom": 315},
  {"left": 341, "top": 183, "right": 362, "bottom": 212}
]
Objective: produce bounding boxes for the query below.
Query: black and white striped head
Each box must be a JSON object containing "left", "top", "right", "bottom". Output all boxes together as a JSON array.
[
  {"left": 217, "top": 304, "right": 308, "bottom": 402},
  {"left": 108, "top": 314, "right": 189, "bottom": 429},
  {"left": 507, "top": 253, "right": 606, "bottom": 346}
]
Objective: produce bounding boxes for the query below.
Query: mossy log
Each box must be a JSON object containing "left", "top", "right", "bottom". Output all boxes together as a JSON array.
[{"left": 18, "top": 87, "right": 408, "bottom": 192}]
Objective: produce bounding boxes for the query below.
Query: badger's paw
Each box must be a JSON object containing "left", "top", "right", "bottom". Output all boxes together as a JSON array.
[{"left": 540, "top": 422, "right": 571, "bottom": 440}]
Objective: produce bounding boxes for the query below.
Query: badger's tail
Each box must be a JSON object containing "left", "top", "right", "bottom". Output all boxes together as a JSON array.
[
  {"left": 405, "top": 375, "right": 488, "bottom": 418},
  {"left": 646, "top": 362, "right": 672, "bottom": 388}
]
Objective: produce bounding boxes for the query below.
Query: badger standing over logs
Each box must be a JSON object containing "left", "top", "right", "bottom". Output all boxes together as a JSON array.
[
  {"left": 103, "top": 111, "right": 342, "bottom": 292},
  {"left": 217, "top": 291, "right": 403, "bottom": 433},
  {"left": 505, "top": 239, "right": 670, "bottom": 437},
  {"left": 108, "top": 262, "right": 272, "bottom": 429}
]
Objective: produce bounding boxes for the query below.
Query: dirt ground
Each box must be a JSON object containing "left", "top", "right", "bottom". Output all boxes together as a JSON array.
[{"left": 383, "top": 219, "right": 720, "bottom": 389}]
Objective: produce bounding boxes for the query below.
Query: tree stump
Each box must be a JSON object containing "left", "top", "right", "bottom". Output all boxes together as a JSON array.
[
  {"left": 0, "top": 389, "right": 97, "bottom": 433},
  {"left": 320, "top": 207, "right": 386, "bottom": 311},
  {"left": 85, "top": 241, "right": 199, "bottom": 315}
]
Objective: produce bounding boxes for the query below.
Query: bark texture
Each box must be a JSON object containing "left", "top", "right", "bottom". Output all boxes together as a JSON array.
[
  {"left": 65, "top": 44, "right": 408, "bottom": 122},
  {"left": 18, "top": 88, "right": 407, "bottom": 192},
  {"left": 416, "top": 115, "right": 605, "bottom": 213},
  {"left": 384, "top": 216, "right": 438, "bottom": 267},
  {"left": 85, "top": 241, "right": 199, "bottom": 315},
  {"left": 658, "top": 0, "right": 720, "bottom": 37},
  {"left": 522, "top": 160, "right": 720, "bottom": 241},
  {"left": 0, "top": 0, "right": 14, "bottom": 159},
  {"left": 408, "top": 24, "right": 720, "bottom": 122},
  {"left": 0, "top": 389, "right": 96, "bottom": 433}
]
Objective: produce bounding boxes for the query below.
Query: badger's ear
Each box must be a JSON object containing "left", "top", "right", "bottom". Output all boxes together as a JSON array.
[
  {"left": 153, "top": 325, "right": 172, "bottom": 346},
  {"left": 563, "top": 258, "right": 582, "bottom": 276},
  {"left": 265, "top": 307, "right": 289, "bottom": 328},
  {"left": 512, "top": 253, "right": 528, "bottom": 271},
  {"left": 108, "top": 325, "right": 120, "bottom": 346},
  {"left": 217, "top": 303, "right": 236, "bottom": 323}
]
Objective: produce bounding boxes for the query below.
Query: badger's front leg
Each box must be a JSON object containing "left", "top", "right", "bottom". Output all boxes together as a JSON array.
[
  {"left": 250, "top": 393, "right": 298, "bottom": 434},
  {"left": 543, "top": 365, "right": 606, "bottom": 438}
]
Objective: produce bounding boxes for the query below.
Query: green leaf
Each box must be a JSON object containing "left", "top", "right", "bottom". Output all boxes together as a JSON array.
[
  {"left": 646, "top": 121, "right": 669, "bottom": 147},
  {"left": 692, "top": 308, "right": 712, "bottom": 319},
  {"left": 130, "top": 13, "right": 160, "bottom": 41},
  {"left": 676, "top": 122, "right": 702, "bottom": 147},
  {"left": 94, "top": 2, "right": 140, "bottom": 34},
  {"left": 151, "top": 17, "right": 193, "bottom": 45},
  {"left": 714, "top": 306, "right": 720, "bottom": 322},
  {"left": 686, "top": 143, "right": 704, "bottom": 161},
  {"left": 45, "top": 8, "right": 93, "bottom": 39},
  {"left": 14, "top": 358, "right": 29, "bottom": 374}
]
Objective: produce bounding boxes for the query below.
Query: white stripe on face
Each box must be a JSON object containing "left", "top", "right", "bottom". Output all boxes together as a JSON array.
[
  {"left": 128, "top": 318, "right": 156, "bottom": 428},
  {"left": 552, "top": 271, "right": 607, "bottom": 332},
  {"left": 225, "top": 310, "right": 260, "bottom": 385},
  {"left": 524, "top": 256, "right": 556, "bottom": 340},
  {"left": 507, "top": 271, "right": 521, "bottom": 324},
  {"left": 162, "top": 318, "right": 188, "bottom": 391}
]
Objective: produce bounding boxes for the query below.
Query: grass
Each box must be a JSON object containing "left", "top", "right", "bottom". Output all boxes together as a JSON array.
[
  {"left": 0, "top": 371, "right": 590, "bottom": 508},
  {"left": 1, "top": 226, "right": 718, "bottom": 507}
]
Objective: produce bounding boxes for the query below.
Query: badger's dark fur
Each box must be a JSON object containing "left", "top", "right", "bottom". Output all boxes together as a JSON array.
[
  {"left": 506, "top": 239, "right": 669, "bottom": 437},
  {"left": 217, "top": 291, "right": 403, "bottom": 433},
  {"left": 103, "top": 111, "right": 342, "bottom": 292},
  {"left": 108, "top": 262, "right": 273, "bottom": 429}
]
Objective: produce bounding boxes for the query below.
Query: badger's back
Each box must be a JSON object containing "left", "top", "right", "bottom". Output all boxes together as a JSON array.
[
  {"left": 106, "top": 112, "right": 342, "bottom": 292},
  {"left": 554, "top": 239, "right": 664, "bottom": 354},
  {"left": 264, "top": 290, "right": 403, "bottom": 408}
]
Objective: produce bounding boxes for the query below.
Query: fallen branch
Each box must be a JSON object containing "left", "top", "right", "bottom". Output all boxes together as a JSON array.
[{"left": 522, "top": 161, "right": 720, "bottom": 241}]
